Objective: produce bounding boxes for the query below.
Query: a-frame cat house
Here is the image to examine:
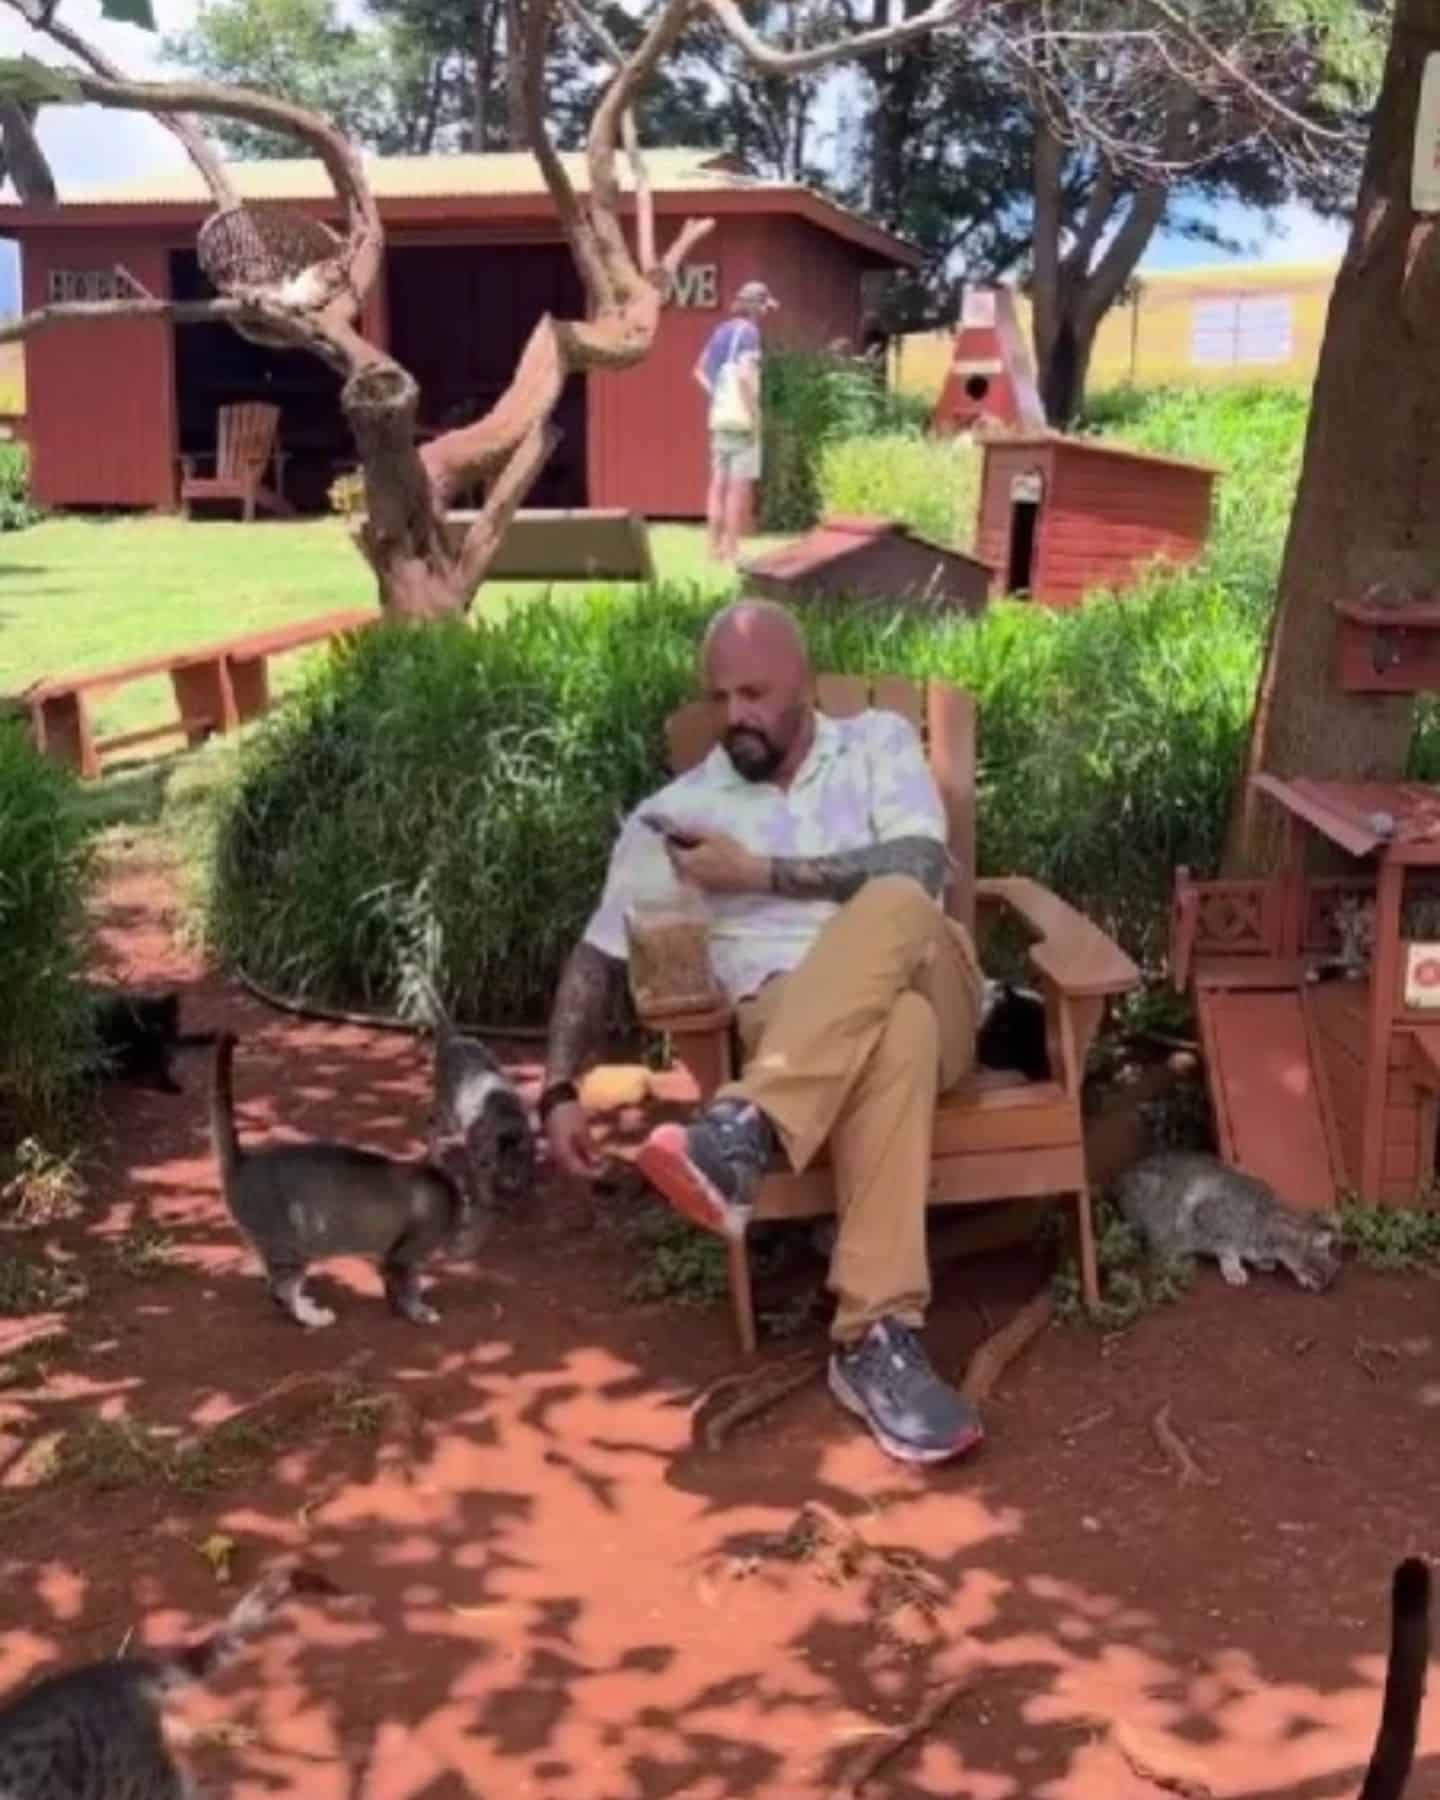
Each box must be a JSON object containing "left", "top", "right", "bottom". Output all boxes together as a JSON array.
[
  {"left": 931, "top": 284, "right": 1047, "bottom": 435},
  {"left": 1172, "top": 596, "right": 1440, "bottom": 1211}
]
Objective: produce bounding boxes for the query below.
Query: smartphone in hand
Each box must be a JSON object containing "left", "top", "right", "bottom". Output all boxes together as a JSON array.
[{"left": 640, "top": 812, "right": 702, "bottom": 850}]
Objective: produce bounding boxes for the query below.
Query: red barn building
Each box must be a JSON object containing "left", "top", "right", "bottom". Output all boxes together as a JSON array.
[
  {"left": 0, "top": 149, "right": 916, "bottom": 518},
  {"left": 975, "top": 431, "right": 1220, "bottom": 609}
]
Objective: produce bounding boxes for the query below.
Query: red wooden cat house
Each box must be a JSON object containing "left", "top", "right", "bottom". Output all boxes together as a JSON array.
[{"left": 1171, "top": 595, "right": 1440, "bottom": 1213}]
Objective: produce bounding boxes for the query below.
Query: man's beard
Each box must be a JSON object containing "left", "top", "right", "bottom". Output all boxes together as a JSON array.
[{"left": 723, "top": 726, "right": 785, "bottom": 783}]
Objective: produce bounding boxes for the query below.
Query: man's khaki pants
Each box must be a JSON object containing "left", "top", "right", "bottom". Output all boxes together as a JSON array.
[{"left": 719, "top": 875, "right": 984, "bottom": 1345}]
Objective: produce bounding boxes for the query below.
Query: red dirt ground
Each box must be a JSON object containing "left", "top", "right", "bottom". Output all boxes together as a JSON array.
[{"left": 3, "top": 846, "right": 1440, "bottom": 1799}]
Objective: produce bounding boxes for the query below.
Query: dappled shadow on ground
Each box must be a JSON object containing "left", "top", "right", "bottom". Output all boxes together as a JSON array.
[{"left": 2, "top": 852, "right": 1440, "bottom": 1797}]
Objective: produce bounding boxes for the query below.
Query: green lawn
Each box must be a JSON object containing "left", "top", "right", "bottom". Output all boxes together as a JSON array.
[{"left": 0, "top": 516, "right": 759, "bottom": 750}]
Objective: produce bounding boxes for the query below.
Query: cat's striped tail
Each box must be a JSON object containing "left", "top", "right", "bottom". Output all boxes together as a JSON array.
[{"left": 150, "top": 1562, "right": 343, "bottom": 1694}]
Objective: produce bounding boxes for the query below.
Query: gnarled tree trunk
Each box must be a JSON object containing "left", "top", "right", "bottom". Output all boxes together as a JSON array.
[{"left": 1223, "top": 0, "right": 1440, "bottom": 873}]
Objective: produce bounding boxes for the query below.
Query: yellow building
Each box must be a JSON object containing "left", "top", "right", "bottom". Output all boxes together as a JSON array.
[{"left": 891, "top": 259, "right": 1338, "bottom": 403}]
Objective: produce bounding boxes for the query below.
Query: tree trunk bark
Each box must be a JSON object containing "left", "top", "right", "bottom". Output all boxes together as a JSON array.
[
  {"left": 1223, "top": 0, "right": 1440, "bottom": 873},
  {"left": 1030, "top": 108, "right": 1180, "bottom": 427},
  {"left": 505, "top": 0, "right": 530, "bottom": 149}
]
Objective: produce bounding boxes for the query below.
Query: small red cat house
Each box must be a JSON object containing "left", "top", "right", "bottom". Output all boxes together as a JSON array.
[
  {"left": 975, "top": 432, "right": 1220, "bottom": 610},
  {"left": 1173, "top": 775, "right": 1440, "bottom": 1212}
]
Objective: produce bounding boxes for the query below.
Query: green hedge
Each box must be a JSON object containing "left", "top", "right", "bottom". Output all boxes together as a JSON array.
[
  {"left": 206, "top": 572, "right": 1262, "bottom": 1027},
  {"left": 0, "top": 443, "right": 40, "bottom": 532},
  {"left": 0, "top": 723, "right": 96, "bottom": 1140},
  {"left": 759, "top": 349, "right": 929, "bottom": 533}
]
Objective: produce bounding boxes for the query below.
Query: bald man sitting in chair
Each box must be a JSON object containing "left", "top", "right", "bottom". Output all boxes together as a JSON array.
[{"left": 539, "top": 599, "right": 986, "bottom": 1465}]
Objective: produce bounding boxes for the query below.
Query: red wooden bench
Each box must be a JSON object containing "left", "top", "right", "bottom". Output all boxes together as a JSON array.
[{"left": 22, "top": 608, "right": 375, "bottom": 779}]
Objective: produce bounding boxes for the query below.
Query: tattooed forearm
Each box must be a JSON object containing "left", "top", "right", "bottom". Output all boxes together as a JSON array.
[
  {"left": 767, "top": 835, "right": 949, "bottom": 904},
  {"left": 544, "top": 941, "right": 625, "bottom": 1086}
]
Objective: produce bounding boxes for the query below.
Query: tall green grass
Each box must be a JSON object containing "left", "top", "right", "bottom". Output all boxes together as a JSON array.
[
  {"left": 760, "top": 349, "right": 930, "bottom": 532},
  {"left": 0, "top": 723, "right": 96, "bottom": 1140},
  {"left": 818, "top": 432, "right": 983, "bottom": 550}
]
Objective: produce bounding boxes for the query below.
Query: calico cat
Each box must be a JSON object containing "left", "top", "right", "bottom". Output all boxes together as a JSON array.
[
  {"left": 1116, "top": 1151, "right": 1341, "bottom": 1291},
  {"left": 1360, "top": 1557, "right": 1430, "bottom": 1800},
  {"left": 211, "top": 1032, "right": 471, "bottom": 1328},
  {"left": 412, "top": 971, "right": 535, "bottom": 1217},
  {"left": 0, "top": 1561, "right": 341, "bottom": 1799},
  {"left": 86, "top": 986, "right": 216, "bottom": 1096}
]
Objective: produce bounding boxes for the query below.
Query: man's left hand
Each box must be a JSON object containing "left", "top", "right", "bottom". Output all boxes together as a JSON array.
[{"left": 669, "top": 830, "right": 770, "bottom": 895}]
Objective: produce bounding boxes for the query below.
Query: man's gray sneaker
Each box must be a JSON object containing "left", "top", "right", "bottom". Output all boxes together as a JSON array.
[
  {"left": 829, "top": 1318, "right": 984, "bottom": 1464},
  {"left": 637, "top": 1098, "right": 777, "bottom": 1240}
]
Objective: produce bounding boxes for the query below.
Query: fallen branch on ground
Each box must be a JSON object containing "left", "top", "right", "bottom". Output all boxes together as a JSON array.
[
  {"left": 1150, "top": 1401, "right": 1218, "bottom": 1487},
  {"left": 690, "top": 1349, "right": 825, "bottom": 1450},
  {"left": 1353, "top": 1336, "right": 1402, "bottom": 1381},
  {"left": 961, "top": 1291, "right": 1054, "bottom": 1404},
  {"left": 1060, "top": 1404, "right": 1115, "bottom": 1439},
  {"left": 840, "top": 1673, "right": 976, "bottom": 1795},
  {"left": 173, "top": 1349, "right": 373, "bottom": 1458},
  {"left": 1112, "top": 1720, "right": 1214, "bottom": 1797}
]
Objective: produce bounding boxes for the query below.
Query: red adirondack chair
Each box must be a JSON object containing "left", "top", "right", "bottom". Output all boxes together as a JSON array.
[{"left": 179, "top": 402, "right": 292, "bottom": 522}]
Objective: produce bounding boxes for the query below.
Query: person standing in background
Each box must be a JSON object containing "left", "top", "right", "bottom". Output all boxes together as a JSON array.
[{"left": 695, "top": 280, "right": 778, "bottom": 564}]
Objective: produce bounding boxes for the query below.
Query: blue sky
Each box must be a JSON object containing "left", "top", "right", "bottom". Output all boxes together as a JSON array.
[{"left": 0, "top": 0, "right": 1354, "bottom": 315}]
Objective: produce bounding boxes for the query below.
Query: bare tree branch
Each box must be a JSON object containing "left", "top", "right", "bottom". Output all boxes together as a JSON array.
[
  {"left": 702, "top": 0, "right": 980, "bottom": 76},
  {"left": 63, "top": 70, "right": 382, "bottom": 311},
  {"left": 563, "top": 0, "right": 653, "bottom": 271},
  {"left": 586, "top": 0, "right": 693, "bottom": 296},
  {"left": 0, "top": 99, "right": 52, "bottom": 204},
  {"left": 0, "top": 295, "right": 245, "bottom": 344},
  {"left": 521, "top": 0, "right": 609, "bottom": 309},
  {"left": 1, "top": 0, "right": 237, "bottom": 206},
  {"left": 1137, "top": 0, "right": 1354, "bottom": 147},
  {"left": 456, "top": 420, "right": 557, "bottom": 593}
]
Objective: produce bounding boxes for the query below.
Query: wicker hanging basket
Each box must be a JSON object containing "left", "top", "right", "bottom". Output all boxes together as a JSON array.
[
  {"left": 197, "top": 203, "right": 343, "bottom": 347},
  {"left": 198, "top": 202, "right": 342, "bottom": 295}
]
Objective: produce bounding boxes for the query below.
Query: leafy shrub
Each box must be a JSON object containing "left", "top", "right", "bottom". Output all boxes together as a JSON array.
[
  {"left": 207, "top": 564, "right": 1261, "bottom": 1025},
  {"left": 818, "top": 431, "right": 982, "bottom": 549},
  {"left": 0, "top": 724, "right": 97, "bottom": 1141},
  {"left": 760, "top": 348, "right": 929, "bottom": 532},
  {"left": 0, "top": 442, "right": 39, "bottom": 532}
]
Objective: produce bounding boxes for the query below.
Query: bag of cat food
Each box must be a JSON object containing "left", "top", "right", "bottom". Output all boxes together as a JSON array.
[{"left": 625, "top": 885, "right": 721, "bottom": 1017}]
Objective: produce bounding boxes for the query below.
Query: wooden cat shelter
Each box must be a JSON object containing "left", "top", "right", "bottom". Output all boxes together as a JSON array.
[
  {"left": 1177, "top": 805, "right": 1440, "bottom": 1230},
  {"left": 1172, "top": 596, "right": 1440, "bottom": 1213}
]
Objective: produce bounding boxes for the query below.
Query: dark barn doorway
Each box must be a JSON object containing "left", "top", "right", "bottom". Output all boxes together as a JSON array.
[
  {"left": 169, "top": 250, "right": 348, "bottom": 515},
  {"left": 385, "top": 241, "right": 588, "bottom": 509},
  {"left": 1006, "top": 499, "right": 1039, "bottom": 595}
]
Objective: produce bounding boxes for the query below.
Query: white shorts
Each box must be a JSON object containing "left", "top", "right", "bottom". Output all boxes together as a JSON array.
[{"left": 711, "top": 429, "right": 761, "bottom": 483}]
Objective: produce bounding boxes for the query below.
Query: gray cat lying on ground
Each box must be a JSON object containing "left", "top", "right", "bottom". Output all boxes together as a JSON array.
[
  {"left": 1116, "top": 1151, "right": 1342, "bottom": 1291},
  {"left": 211, "top": 1032, "right": 473, "bottom": 1327},
  {"left": 0, "top": 1561, "right": 340, "bottom": 1799}
]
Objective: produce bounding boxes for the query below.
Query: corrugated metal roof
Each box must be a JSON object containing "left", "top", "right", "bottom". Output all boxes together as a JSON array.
[
  {"left": 10, "top": 146, "right": 771, "bottom": 208},
  {"left": 741, "top": 516, "right": 991, "bottom": 581},
  {"left": 980, "top": 429, "right": 1224, "bottom": 477}
]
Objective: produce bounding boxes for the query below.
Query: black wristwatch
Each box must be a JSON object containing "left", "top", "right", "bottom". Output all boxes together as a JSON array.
[{"left": 538, "top": 1080, "right": 580, "bottom": 1124}]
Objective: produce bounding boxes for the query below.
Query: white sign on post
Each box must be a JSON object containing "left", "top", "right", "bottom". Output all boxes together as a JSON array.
[{"left": 1413, "top": 51, "right": 1440, "bottom": 212}]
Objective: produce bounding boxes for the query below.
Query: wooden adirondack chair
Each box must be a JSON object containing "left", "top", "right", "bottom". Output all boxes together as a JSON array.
[
  {"left": 179, "top": 403, "right": 291, "bottom": 521},
  {"left": 633, "top": 671, "right": 1141, "bottom": 1356}
]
